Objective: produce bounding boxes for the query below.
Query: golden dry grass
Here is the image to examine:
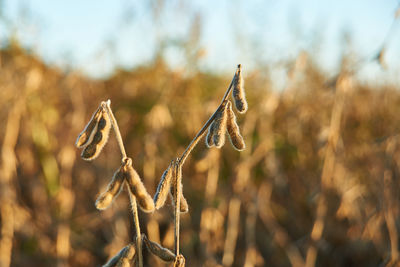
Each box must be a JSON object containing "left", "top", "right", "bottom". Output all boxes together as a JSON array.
[{"left": 1, "top": 43, "right": 400, "bottom": 266}]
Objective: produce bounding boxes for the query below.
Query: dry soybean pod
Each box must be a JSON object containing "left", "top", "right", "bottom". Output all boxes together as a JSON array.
[
  {"left": 125, "top": 161, "right": 155, "bottom": 213},
  {"left": 205, "top": 120, "right": 216, "bottom": 148},
  {"left": 95, "top": 165, "right": 125, "bottom": 210},
  {"left": 76, "top": 106, "right": 102, "bottom": 148},
  {"left": 232, "top": 64, "right": 248, "bottom": 113},
  {"left": 143, "top": 234, "right": 175, "bottom": 262},
  {"left": 102, "top": 243, "right": 136, "bottom": 267},
  {"left": 170, "top": 168, "right": 189, "bottom": 213},
  {"left": 81, "top": 107, "right": 111, "bottom": 160},
  {"left": 226, "top": 101, "right": 245, "bottom": 151},
  {"left": 154, "top": 159, "right": 175, "bottom": 210},
  {"left": 212, "top": 102, "right": 228, "bottom": 148}
]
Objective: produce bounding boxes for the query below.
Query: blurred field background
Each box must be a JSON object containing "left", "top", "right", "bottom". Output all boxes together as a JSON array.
[{"left": 1, "top": 1, "right": 400, "bottom": 267}]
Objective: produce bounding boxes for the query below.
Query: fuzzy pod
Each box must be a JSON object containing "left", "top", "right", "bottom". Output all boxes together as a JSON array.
[
  {"left": 170, "top": 190, "right": 189, "bottom": 213},
  {"left": 116, "top": 244, "right": 136, "bottom": 267},
  {"left": 205, "top": 121, "right": 216, "bottom": 148},
  {"left": 102, "top": 243, "right": 136, "bottom": 267},
  {"left": 125, "top": 164, "right": 155, "bottom": 213},
  {"left": 170, "top": 167, "right": 189, "bottom": 213},
  {"left": 102, "top": 247, "right": 125, "bottom": 267},
  {"left": 154, "top": 160, "right": 174, "bottom": 210},
  {"left": 232, "top": 65, "right": 248, "bottom": 113},
  {"left": 76, "top": 106, "right": 102, "bottom": 148},
  {"left": 81, "top": 107, "right": 111, "bottom": 160},
  {"left": 226, "top": 101, "right": 245, "bottom": 151},
  {"left": 143, "top": 234, "right": 175, "bottom": 262},
  {"left": 95, "top": 166, "right": 125, "bottom": 210},
  {"left": 179, "top": 192, "right": 189, "bottom": 213},
  {"left": 212, "top": 103, "right": 228, "bottom": 148}
]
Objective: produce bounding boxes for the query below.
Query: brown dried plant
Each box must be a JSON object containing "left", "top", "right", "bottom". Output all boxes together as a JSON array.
[
  {"left": 76, "top": 100, "right": 155, "bottom": 267},
  {"left": 75, "top": 64, "right": 247, "bottom": 266},
  {"left": 154, "top": 64, "right": 248, "bottom": 265}
]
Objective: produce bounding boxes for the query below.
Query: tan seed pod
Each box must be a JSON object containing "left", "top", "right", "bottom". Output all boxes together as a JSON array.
[
  {"left": 76, "top": 106, "right": 102, "bottom": 148},
  {"left": 213, "top": 103, "right": 228, "bottom": 148},
  {"left": 95, "top": 166, "right": 125, "bottom": 210},
  {"left": 232, "top": 64, "right": 248, "bottom": 113},
  {"left": 170, "top": 166, "right": 189, "bottom": 213},
  {"left": 103, "top": 243, "right": 136, "bottom": 267},
  {"left": 173, "top": 254, "right": 186, "bottom": 267},
  {"left": 143, "top": 234, "right": 175, "bottom": 262},
  {"left": 154, "top": 160, "right": 175, "bottom": 210},
  {"left": 179, "top": 192, "right": 189, "bottom": 213},
  {"left": 125, "top": 164, "right": 155, "bottom": 213},
  {"left": 102, "top": 248, "right": 124, "bottom": 267},
  {"left": 205, "top": 121, "right": 216, "bottom": 148},
  {"left": 170, "top": 190, "right": 189, "bottom": 213},
  {"left": 226, "top": 101, "right": 245, "bottom": 151},
  {"left": 81, "top": 107, "right": 111, "bottom": 161},
  {"left": 116, "top": 243, "right": 136, "bottom": 267}
]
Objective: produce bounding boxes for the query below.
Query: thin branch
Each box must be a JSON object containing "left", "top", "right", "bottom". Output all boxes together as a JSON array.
[
  {"left": 174, "top": 163, "right": 182, "bottom": 255},
  {"left": 102, "top": 100, "right": 127, "bottom": 160},
  {"left": 128, "top": 188, "right": 143, "bottom": 267}
]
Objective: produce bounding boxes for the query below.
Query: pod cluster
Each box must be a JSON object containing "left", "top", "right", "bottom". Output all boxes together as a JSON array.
[
  {"left": 205, "top": 65, "right": 247, "bottom": 151},
  {"left": 153, "top": 159, "right": 189, "bottom": 213},
  {"left": 96, "top": 158, "right": 154, "bottom": 213},
  {"left": 206, "top": 100, "right": 246, "bottom": 151},
  {"left": 76, "top": 103, "right": 111, "bottom": 160}
]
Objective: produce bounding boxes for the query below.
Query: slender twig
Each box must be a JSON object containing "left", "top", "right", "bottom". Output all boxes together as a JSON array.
[
  {"left": 174, "top": 163, "right": 182, "bottom": 255},
  {"left": 128, "top": 188, "right": 143, "bottom": 267},
  {"left": 102, "top": 100, "right": 127, "bottom": 160}
]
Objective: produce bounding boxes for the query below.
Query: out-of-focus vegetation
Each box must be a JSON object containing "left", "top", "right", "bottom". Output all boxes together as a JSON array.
[{"left": 1, "top": 38, "right": 400, "bottom": 267}]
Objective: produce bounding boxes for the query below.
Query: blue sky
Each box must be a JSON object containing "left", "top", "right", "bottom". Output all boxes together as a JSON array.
[{"left": 0, "top": 0, "right": 399, "bottom": 81}]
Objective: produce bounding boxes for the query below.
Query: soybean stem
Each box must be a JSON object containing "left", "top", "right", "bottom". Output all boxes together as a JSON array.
[
  {"left": 103, "top": 100, "right": 127, "bottom": 160},
  {"left": 128, "top": 187, "right": 143, "bottom": 267},
  {"left": 174, "top": 163, "right": 183, "bottom": 255}
]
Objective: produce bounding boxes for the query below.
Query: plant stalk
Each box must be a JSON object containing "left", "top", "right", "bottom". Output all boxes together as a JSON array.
[
  {"left": 174, "top": 163, "right": 182, "bottom": 255},
  {"left": 128, "top": 190, "right": 143, "bottom": 267},
  {"left": 103, "top": 100, "right": 127, "bottom": 160}
]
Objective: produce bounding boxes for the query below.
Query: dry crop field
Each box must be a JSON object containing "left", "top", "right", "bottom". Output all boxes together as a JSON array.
[{"left": 1, "top": 43, "right": 400, "bottom": 266}]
